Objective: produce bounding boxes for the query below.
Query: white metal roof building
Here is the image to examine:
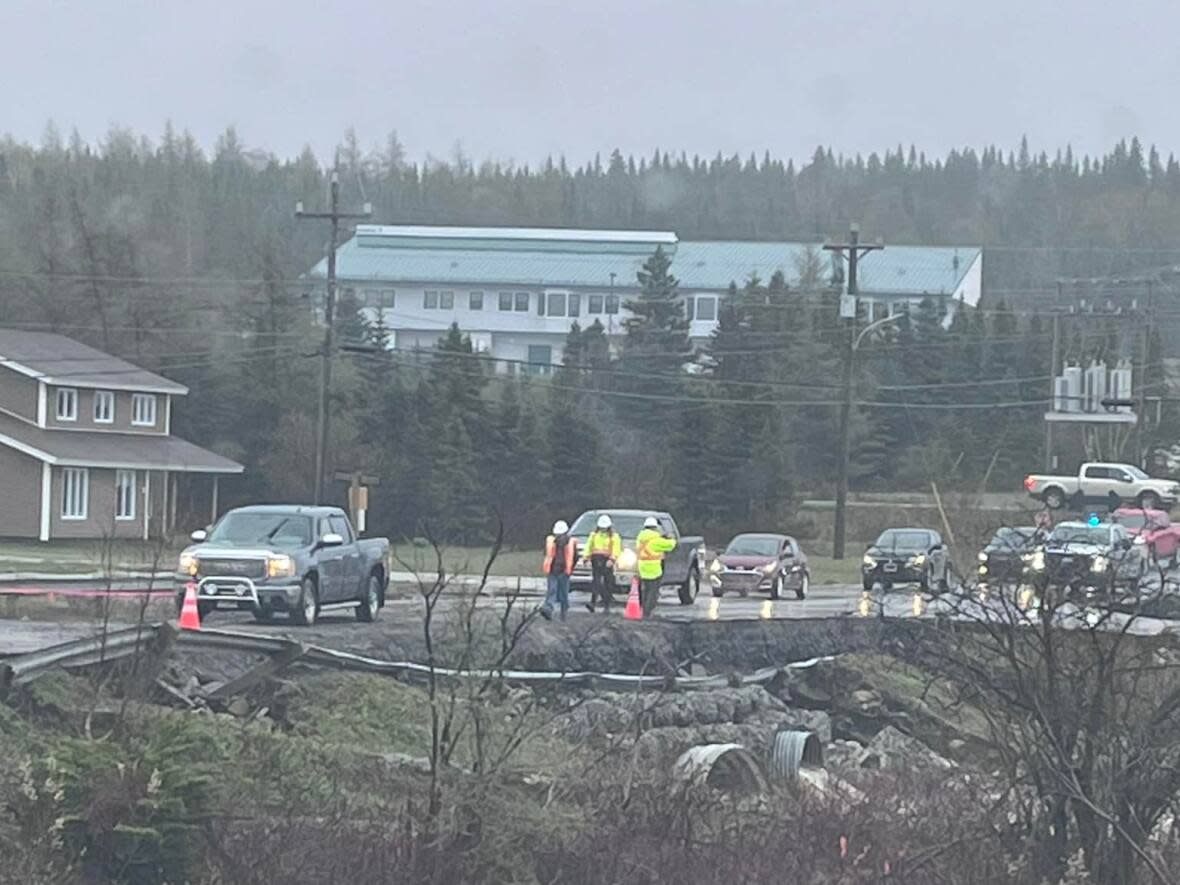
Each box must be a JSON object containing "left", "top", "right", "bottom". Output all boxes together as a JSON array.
[{"left": 308, "top": 226, "right": 983, "bottom": 373}]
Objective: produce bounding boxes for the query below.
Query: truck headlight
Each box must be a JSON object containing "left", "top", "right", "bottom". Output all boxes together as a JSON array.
[
  {"left": 763, "top": 561, "right": 779, "bottom": 575},
  {"left": 179, "top": 552, "right": 198, "bottom": 576},
  {"left": 267, "top": 555, "right": 296, "bottom": 578},
  {"left": 862, "top": 554, "right": 876, "bottom": 568},
  {"left": 1021, "top": 552, "right": 1034, "bottom": 563},
  {"left": 910, "top": 553, "right": 927, "bottom": 567},
  {"left": 1133, "top": 535, "right": 1146, "bottom": 546},
  {"left": 709, "top": 559, "right": 723, "bottom": 574},
  {"left": 1092, "top": 555, "right": 1109, "bottom": 574},
  {"left": 977, "top": 551, "right": 988, "bottom": 563},
  {"left": 1031, "top": 550, "right": 1046, "bottom": 571},
  {"left": 617, "top": 549, "right": 637, "bottom": 571}
]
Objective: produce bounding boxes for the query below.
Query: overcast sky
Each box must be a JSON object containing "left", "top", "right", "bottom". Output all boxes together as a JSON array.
[{"left": 3, "top": 0, "right": 1177, "bottom": 167}]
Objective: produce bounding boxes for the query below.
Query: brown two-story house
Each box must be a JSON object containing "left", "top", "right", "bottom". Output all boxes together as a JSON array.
[{"left": 0, "top": 329, "right": 243, "bottom": 541}]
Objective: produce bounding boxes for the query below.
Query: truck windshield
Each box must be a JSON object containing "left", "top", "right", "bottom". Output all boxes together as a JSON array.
[
  {"left": 208, "top": 513, "right": 313, "bottom": 547},
  {"left": 1050, "top": 526, "right": 1109, "bottom": 545},
  {"left": 725, "top": 536, "right": 781, "bottom": 557},
  {"left": 874, "top": 530, "right": 932, "bottom": 551},
  {"left": 989, "top": 527, "right": 1036, "bottom": 549},
  {"left": 570, "top": 513, "right": 653, "bottom": 538}
]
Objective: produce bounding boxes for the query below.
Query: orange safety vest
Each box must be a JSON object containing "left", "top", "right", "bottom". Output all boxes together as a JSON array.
[{"left": 543, "top": 535, "right": 577, "bottom": 575}]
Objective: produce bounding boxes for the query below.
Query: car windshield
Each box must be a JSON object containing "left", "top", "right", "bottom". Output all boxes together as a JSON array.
[
  {"left": 724, "top": 536, "right": 781, "bottom": 557},
  {"left": 570, "top": 512, "right": 652, "bottom": 538},
  {"left": 1116, "top": 513, "right": 1148, "bottom": 530},
  {"left": 989, "top": 527, "right": 1036, "bottom": 549},
  {"left": 1050, "top": 525, "right": 1110, "bottom": 545},
  {"left": 207, "top": 513, "right": 313, "bottom": 547},
  {"left": 874, "top": 530, "right": 932, "bottom": 551}
]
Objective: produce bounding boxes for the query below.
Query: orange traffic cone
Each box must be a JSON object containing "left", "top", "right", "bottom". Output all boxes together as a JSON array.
[
  {"left": 178, "top": 582, "right": 201, "bottom": 630},
  {"left": 623, "top": 577, "right": 642, "bottom": 620}
]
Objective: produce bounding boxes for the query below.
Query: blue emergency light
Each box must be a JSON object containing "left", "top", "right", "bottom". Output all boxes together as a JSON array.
[{"left": 1087, "top": 513, "right": 1101, "bottom": 527}]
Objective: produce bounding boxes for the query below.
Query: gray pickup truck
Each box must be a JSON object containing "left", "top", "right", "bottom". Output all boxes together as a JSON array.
[
  {"left": 175, "top": 505, "right": 390, "bottom": 626},
  {"left": 568, "top": 509, "right": 705, "bottom": 605}
]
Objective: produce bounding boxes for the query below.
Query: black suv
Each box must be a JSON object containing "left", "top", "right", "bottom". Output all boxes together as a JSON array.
[
  {"left": 862, "top": 528, "right": 951, "bottom": 592},
  {"left": 1029, "top": 520, "right": 1146, "bottom": 594}
]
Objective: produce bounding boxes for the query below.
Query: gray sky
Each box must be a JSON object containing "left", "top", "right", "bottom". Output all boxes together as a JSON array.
[{"left": 4, "top": 0, "right": 1177, "bottom": 166}]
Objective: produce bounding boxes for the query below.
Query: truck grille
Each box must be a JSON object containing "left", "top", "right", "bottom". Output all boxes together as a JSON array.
[
  {"left": 1046, "top": 554, "right": 1089, "bottom": 581},
  {"left": 199, "top": 558, "right": 266, "bottom": 579}
]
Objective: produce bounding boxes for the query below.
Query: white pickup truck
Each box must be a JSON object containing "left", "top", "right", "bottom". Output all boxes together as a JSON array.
[{"left": 1023, "top": 462, "right": 1180, "bottom": 511}]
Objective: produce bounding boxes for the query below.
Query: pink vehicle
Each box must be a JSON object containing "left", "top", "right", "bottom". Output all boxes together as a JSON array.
[{"left": 1112, "top": 507, "right": 1180, "bottom": 561}]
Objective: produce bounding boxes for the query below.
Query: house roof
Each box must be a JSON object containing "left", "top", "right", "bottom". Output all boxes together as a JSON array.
[
  {"left": 0, "top": 412, "right": 242, "bottom": 474},
  {"left": 0, "top": 330, "right": 188, "bottom": 394},
  {"left": 310, "top": 225, "right": 981, "bottom": 297}
]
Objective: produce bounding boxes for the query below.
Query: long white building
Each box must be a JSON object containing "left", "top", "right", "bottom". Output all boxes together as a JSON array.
[{"left": 308, "top": 225, "right": 982, "bottom": 373}]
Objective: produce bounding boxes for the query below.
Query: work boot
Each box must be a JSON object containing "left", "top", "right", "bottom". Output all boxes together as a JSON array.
[{"left": 585, "top": 601, "right": 595, "bottom": 613}]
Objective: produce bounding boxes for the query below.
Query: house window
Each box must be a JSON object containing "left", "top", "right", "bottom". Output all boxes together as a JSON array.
[
  {"left": 132, "top": 394, "right": 157, "bottom": 426},
  {"left": 588, "top": 294, "right": 604, "bottom": 314},
  {"left": 685, "top": 298, "right": 695, "bottom": 322},
  {"left": 55, "top": 387, "right": 77, "bottom": 421},
  {"left": 569, "top": 293, "right": 580, "bottom": 317},
  {"left": 439, "top": 291, "right": 454, "bottom": 309},
  {"left": 547, "top": 292, "right": 567, "bottom": 317},
  {"left": 363, "top": 288, "right": 395, "bottom": 309},
  {"left": 605, "top": 294, "right": 620, "bottom": 314},
  {"left": 379, "top": 289, "right": 395, "bottom": 308},
  {"left": 527, "top": 345, "right": 553, "bottom": 376},
  {"left": 469, "top": 291, "right": 484, "bottom": 310},
  {"left": 424, "top": 290, "right": 439, "bottom": 309},
  {"left": 93, "top": 390, "right": 114, "bottom": 424},
  {"left": 514, "top": 292, "right": 529, "bottom": 312},
  {"left": 61, "top": 468, "right": 88, "bottom": 520},
  {"left": 116, "top": 470, "right": 136, "bottom": 520},
  {"left": 498, "top": 292, "right": 513, "bottom": 311},
  {"left": 695, "top": 296, "right": 717, "bottom": 322}
]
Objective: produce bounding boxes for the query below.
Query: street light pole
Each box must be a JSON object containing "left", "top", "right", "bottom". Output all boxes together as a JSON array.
[
  {"left": 824, "top": 224, "right": 884, "bottom": 560},
  {"left": 295, "top": 172, "right": 371, "bottom": 504}
]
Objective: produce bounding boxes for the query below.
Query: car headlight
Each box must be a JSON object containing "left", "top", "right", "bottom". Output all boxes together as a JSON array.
[
  {"left": 179, "top": 552, "right": 198, "bottom": 576},
  {"left": 1092, "top": 555, "right": 1109, "bottom": 573},
  {"left": 1031, "top": 550, "right": 1046, "bottom": 571},
  {"left": 709, "top": 559, "right": 723, "bottom": 574},
  {"left": 910, "top": 553, "right": 927, "bottom": 567},
  {"left": 267, "top": 555, "right": 296, "bottom": 578},
  {"left": 617, "top": 549, "right": 637, "bottom": 571},
  {"left": 862, "top": 554, "right": 876, "bottom": 568},
  {"left": 1021, "top": 552, "right": 1034, "bottom": 563},
  {"left": 1133, "top": 535, "right": 1146, "bottom": 546},
  {"left": 977, "top": 551, "right": 988, "bottom": 563},
  {"left": 763, "top": 561, "right": 779, "bottom": 575}
]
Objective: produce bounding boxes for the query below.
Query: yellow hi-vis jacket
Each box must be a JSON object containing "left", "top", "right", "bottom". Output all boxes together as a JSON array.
[
  {"left": 635, "top": 528, "right": 677, "bottom": 580},
  {"left": 584, "top": 529, "right": 622, "bottom": 560}
]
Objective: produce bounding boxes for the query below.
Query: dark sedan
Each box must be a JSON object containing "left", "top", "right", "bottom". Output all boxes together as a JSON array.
[
  {"left": 862, "top": 528, "right": 951, "bottom": 592},
  {"left": 978, "top": 527, "right": 1042, "bottom": 585},
  {"left": 708, "top": 533, "right": 810, "bottom": 599}
]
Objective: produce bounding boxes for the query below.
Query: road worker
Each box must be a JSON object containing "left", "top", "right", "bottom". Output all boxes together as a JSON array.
[
  {"left": 635, "top": 515, "right": 677, "bottom": 617},
  {"left": 583, "top": 513, "right": 622, "bottom": 613},
  {"left": 541, "top": 519, "right": 577, "bottom": 621}
]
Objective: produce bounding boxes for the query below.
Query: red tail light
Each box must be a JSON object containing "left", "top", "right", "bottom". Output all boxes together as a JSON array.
[{"left": 1023, "top": 475, "right": 1036, "bottom": 492}]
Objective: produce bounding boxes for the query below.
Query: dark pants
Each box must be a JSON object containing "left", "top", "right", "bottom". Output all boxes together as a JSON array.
[
  {"left": 589, "top": 556, "right": 614, "bottom": 610},
  {"left": 640, "top": 576, "right": 661, "bottom": 616}
]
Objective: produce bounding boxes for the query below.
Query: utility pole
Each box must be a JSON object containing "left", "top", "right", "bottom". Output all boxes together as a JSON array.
[
  {"left": 1046, "top": 309, "right": 1061, "bottom": 471},
  {"left": 824, "top": 223, "right": 883, "bottom": 560},
  {"left": 1136, "top": 280, "right": 1154, "bottom": 466},
  {"left": 296, "top": 172, "right": 371, "bottom": 504}
]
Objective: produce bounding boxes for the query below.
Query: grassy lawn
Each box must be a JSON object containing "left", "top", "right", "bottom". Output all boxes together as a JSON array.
[
  {"left": 0, "top": 539, "right": 183, "bottom": 574},
  {"left": 804, "top": 552, "right": 867, "bottom": 586}
]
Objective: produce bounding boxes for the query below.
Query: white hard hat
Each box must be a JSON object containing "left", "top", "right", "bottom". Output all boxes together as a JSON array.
[
  {"left": 597, "top": 514, "right": 613, "bottom": 529},
  {"left": 644, "top": 516, "right": 659, "bottom": 529},
  {"left": 553, "top": 520, "right": 569, "bottom": 534}
]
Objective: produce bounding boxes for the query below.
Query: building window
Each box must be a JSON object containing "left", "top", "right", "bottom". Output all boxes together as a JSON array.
[
  {"left": 55, "top": 387, "right": 77, "bottom": 421},
  {"left": 469, "top": 291, "right": 484, "bottom": 310},
  {"left": 605, "top": 294, "right": 620, "bottom": 314},
  {"left": 61, "top": 468, "right": 88, "bottom": 519},
  {"left": 695, "top": 296, "right": 717, "bottom": 322},
  {"left": 547, "top": 292, "right": 567, "bottom": 317},
  {"left": 116, "top": 469, "right": 136, "bottom": 520},
  {"left": 363, "top": 288, "right": 395, "bottom": 309},
  {"left": 588, "top": 294, "right": 604, "bottom": 314},
  {"left": 514, "top": 292, "right": 529, "bottom": 312},
  {"left": 685, "top": 298, "right": 695, "bottom": 322},
  {"left": 93, "top": 390, "right": 114, "bottom": 423},
  {"left": 527, "top": 345, "right": 553, "bottom": 376},
  {"left": 380, "top": 289, "right": 395, "bottom": 308},
  {"left": 569, "top": 293, "right": 580, "bottom": 317},
  {"left": 424, "top": 290, "right": 439, "bottom": 309},
  {"left": 439, "top": 291, "right": 454, "bottom": 309},
  {"left": 498, "top": 292, "right": 513, "bottom": 311},
  {"left": 132, "top": 394, "right": 157, "bottom": 426}
]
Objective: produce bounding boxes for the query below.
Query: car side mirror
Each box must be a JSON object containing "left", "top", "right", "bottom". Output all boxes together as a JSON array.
[
  {"left": 190, "top": 529, "right": 207, "bottom": 542},
  {"left": 319, "top": 532, "right": 345, "bottom": 548}
]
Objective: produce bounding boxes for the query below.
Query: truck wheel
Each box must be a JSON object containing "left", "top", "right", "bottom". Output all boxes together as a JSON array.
[
  {"left": 1043, "top": 488, "right": 1066, "bottom": 510},
  {"left": 795, "top": 572, "right": 809, "bottom": 600},
  {"left": 291, "top": 577, "right": 318, "bottom": 626},
  {"left": 197, "top": 602, "right": 214, "bottom": 620},
  {"left": 678, "top": 566, "right": 700, "bottom": 605},
  {"left": 356, "top": 574, "right": 381, "bottom": 622},
  {"left": 1138, "top": 490, "right": 1161, "bottom": 510}
]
